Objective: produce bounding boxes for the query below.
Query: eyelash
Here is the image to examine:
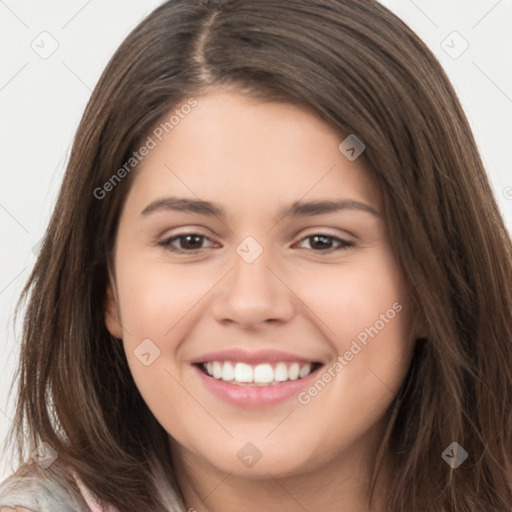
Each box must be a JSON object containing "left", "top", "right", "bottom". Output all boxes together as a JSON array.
[{"left": 157, "top": 233, "right": 355, "bottom": 254}]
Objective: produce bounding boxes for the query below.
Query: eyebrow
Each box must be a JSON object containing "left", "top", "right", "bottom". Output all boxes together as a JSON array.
[{"left": 140, "top": 196, "right": 380, "bottom": 220}]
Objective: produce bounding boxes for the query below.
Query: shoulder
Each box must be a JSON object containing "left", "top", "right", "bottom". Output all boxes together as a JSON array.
[{"left": 0, "top": 466, "right": 90, "bottom": 512}]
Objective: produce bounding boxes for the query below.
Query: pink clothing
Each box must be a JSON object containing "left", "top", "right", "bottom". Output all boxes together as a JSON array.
[{"left": 72, "top": 473, "right": 118, "bottom": 512}]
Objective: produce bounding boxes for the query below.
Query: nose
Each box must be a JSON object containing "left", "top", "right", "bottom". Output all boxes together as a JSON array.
[{"left": 210, "top": 246, "right": 296, "bottom": 329}]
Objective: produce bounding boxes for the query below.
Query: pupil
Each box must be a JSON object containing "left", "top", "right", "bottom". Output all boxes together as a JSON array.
[
  {"left": 182, "top": 235, "right": 202, "bottom": 249},
  {"left": 312, "top": 235, "right": 331, "bottom": 249}
]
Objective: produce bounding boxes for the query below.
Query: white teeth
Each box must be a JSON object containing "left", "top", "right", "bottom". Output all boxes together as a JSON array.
[
  {"left": 201, "top": 361, "right": 316, "bottom": 385},
  {"left": 234, "top": 362, "right": 253, "bottom": 382},
  {"left": 288, "top": 362, "right": 300, "bottom": 381},
  {"left": 253, "top": 364, "right": 274, "bottom": 383},
  {"left": 212, "top": 361, "right": 223, "bottom": 379},
  {"left": 274, "top": 362, "right": 289, "bottom": 382},
  {"left": 299, "top": 363, "right": 312, "bottom": 378},
  {"left": 222, "top": 361, "right": 235, "bottom": 381}
]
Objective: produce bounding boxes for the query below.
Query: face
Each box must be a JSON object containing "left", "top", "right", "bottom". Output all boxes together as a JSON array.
[{"left": 105, "top": 89, "right": 419, "bottom": 480}]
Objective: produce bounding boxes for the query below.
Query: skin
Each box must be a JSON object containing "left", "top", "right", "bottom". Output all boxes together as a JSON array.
[{"left": 105, "top": 89, "right": 423, "bottom": 511}]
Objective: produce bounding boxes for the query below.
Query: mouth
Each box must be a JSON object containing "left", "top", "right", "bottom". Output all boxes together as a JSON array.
[
  {"left": 194, "top": 360, "right": 323, "bottom": 387},
  {"left": 190, "top": 348, "right": 326, "bottom": 407},
  {"left": 191, "top": 358, "right": 325, "bottom": 407}
]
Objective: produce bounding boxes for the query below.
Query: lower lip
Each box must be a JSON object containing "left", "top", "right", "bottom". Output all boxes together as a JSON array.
[{"left": 192, "top": 364, "right": 322, "bottom": 407}]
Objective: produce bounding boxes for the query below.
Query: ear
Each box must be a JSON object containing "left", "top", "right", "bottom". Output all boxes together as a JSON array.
[{"left": 104, "top": 280, "right": 123, "bottom": 339}]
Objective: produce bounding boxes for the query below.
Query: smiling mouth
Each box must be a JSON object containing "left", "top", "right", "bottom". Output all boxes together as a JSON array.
[{"left": 195, "top": 361, "right": 323, "bottom": 387}]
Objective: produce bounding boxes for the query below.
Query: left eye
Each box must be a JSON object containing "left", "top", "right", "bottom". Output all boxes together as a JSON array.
[
  {"left": 295, "top": 234, "right": 354, "bottom": 252},
  {"left": 158, "top": 233, "right": 353, "bottom": 254}
]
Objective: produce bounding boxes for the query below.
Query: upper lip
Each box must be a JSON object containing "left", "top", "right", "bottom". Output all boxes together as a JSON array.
[{"left": 190, "top": 348, "right": 323, "bottom": 365}]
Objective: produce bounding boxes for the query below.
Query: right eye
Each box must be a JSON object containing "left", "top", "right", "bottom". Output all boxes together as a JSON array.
[{"left": 157, "top": 233, "right": 217, "bottom": 253}]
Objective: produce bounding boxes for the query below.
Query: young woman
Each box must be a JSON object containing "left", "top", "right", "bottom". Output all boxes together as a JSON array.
[{"left": 1, "top": 0, "right": 511, "bottom": 511}]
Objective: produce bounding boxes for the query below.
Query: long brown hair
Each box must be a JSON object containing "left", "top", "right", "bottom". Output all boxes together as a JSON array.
[{"left": 3, "top": 0, "right": 512, "bottom": 510}]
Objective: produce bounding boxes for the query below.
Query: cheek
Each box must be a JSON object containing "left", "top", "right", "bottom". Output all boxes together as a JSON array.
[
  {"left": 294, "top": 253, "right": 410, "bottom": 343},
  {"left": 288, "top": 265, "right": 413, "bottom": 457},
  {"left": 294, "top": 250, "right": 414, "bottom": 395},
  {"left": 113, "top": 255, "right": 201, "bottom": 397},
  {"left": 115, "top": 256, "right": 206, "bottom": 340},
  {"left": 114, "top": 265, "right": 198, "bottom": 434}
]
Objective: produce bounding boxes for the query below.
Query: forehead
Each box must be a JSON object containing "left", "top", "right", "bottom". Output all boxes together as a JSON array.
[{"left": 124, "top": 90, "right": 382, "bottom": 219}]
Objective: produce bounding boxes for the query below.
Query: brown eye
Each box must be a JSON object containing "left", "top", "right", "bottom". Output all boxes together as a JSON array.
[
  {"left": 158, "top": 233, "right": 215, "bottom": 252},
  {"left": 296, "top": 234, "right": 354, "bottom": 252}
]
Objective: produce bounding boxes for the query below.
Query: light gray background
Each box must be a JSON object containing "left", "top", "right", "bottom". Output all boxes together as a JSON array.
[{"left": 1, "top": 0, "right": 511, "bottom": 480}]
